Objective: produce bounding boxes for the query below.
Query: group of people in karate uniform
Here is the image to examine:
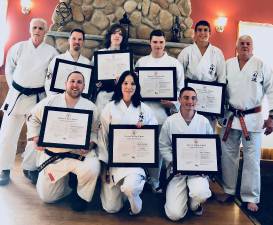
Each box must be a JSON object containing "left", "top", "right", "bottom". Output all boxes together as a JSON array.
[{"left": 0, "top": 17, "right": 273, "bottom": 221}]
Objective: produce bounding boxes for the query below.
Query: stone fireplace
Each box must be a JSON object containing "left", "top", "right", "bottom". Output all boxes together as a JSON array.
[{"left": 45, "top": 0, "right": 194, "bottom": 59}]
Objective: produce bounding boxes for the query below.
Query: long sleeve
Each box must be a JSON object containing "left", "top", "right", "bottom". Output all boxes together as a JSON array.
[
  {"left": 216, "top": 50, "right": 226, "bottom": 84},
  {"left": 263, "top": 63, "right": 273, "bottom": 111},
  {"left": 159, "top": 118, "right": 173, "bottom": 166}
]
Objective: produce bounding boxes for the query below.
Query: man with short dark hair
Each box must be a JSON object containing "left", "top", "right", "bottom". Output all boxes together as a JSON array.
[
  {"left": 135, "top": 29, "right": 184, "bottom": 193},
  {"left": 0, "top": 18, "right": 58, "bottom": 185},
  {"left": 219, "top": 35, "right": 273, "bottom": 212},
  {"left": 28, "top": 71, "right": 102, "bottom": 211},
  {"left": 45, "top": 28, "right": 90, "bottom": 96},
  {"left": 160, "top": 87, "right": 212, "bottom": 221}
]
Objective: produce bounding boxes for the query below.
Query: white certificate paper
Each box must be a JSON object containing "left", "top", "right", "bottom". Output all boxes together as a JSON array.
[
  {"left": 97, "top": 52, "right": 131, "bottom": 80},
  {"left": 187, "top": 81, "right": 224, "bottom": 115},
  {"left": 176, "top": 138, "right": 218, "bottom": 172},
  {"left": 43, "top": 111, "right": 89, "bottom": 146},
  {"left": 139, "top": 70, "right": 175, "bottom": 99},
  {"left": 53, "top": 60, "right": 91, "bottom": 95},
  {"left": 112, "top": 129, "right": 155, "bottom": 164}
]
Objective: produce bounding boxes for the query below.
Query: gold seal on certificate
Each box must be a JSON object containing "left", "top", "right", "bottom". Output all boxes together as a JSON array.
[
  {"left": 38, "top": 106, "right": 93, "bottom": 150},
  {"left": 108, "top": 125, "right": 159, "bottom": 167},
  {"left": 172, "top": 134, "right": 221, "bottom": 175},
  {"left": 135, "top": 67, "right": 177, "bottom": 101},
  {"left": 94, "top": 50, "right": 133, "bottom": 81},
  {"left": 51, "top": 59, "right": 94, "bottom": 98},
  {"left": 185, "top": 79, "right": 226, "bottom": 117}
]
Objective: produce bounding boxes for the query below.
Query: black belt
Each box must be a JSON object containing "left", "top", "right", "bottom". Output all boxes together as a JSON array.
[
  {"left": 37, "top": 149, "right": 86, "bottom": 173},
  {"left": 7, "top": 81, "right": 45, "bottom": 115},
  {"left": 222, "top": 105, "right": 262, "bottom": 141}
]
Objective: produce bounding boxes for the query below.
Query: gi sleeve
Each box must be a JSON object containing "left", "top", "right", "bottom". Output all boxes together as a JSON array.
[{"left": 159, "top": 118, "right": 173, "bottom": 167}]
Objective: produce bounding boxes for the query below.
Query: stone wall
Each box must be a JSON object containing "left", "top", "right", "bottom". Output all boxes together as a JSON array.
[{"left": 46, "top": 0, "right": 193, "bottom": 59}]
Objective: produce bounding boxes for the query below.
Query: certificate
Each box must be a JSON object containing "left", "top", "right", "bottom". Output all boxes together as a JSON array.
[
  {"left": 94, "top": 50, "right": 133, "bottom": 81},
  {"left": 135, "top": 67, "right": 177, "bottom": 101},
  {"left": 172, "top": 134, "right": 221, "bottom": 175},
  {"left": 109, "top": 125, "right": 159, "bottom": 167},
  {"left": 51, "top": 59, "right": 94, "bottom": 98},
  {"left": 185, "top": 79, "right": 226, "bottom": 117},
  {"left": 38, "top": 106, "right": 93, "bottom": 150}
]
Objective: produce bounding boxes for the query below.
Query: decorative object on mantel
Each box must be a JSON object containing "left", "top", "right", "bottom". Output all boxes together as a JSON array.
[
  {"left": 55, "top": 2, "right": 73, "bottom": 26},
  {"left": 119, "top": 13, "right": 131, "bottom": 38},
  {"left": 172, "top": 16, "right": 182, "bottom": 42}
]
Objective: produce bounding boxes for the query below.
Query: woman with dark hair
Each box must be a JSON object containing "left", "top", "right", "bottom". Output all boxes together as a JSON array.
[
  {"left": 92, "top": 23, "right": 128, "bottom": 114},
  {"left": 98, "top": 71, "right": 157, "bottom": 215}
]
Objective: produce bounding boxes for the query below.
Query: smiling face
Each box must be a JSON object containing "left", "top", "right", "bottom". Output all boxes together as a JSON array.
[
  {"left": 195, "top": 25, "right": 210, "bottom": 44},
  {"left": 179, "top": 90, "right": 197, "bottom": 112},
  {"left": 30, "top": 20, "right": 46, "bottom": 47},
  {"left": 65, "top": 72, "right": 85, "bottom": 99},
  {"left": 121, "top": 75, "right": 136, "bottom": 103},
  {"left": 69, "top": 31, "right": 84, "bottom": 52},
  {"left": 237, "top": 36, "right": 253, "bottom": 60},
  {"left": 150, "top": 35, "right": 166, "bottom": 58},
  {"left": 110, "top": 29, "right": 123, "bottom": 49}
]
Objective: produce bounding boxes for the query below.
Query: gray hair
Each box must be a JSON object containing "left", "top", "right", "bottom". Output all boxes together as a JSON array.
[
  {"left": 236, "top": 35, "right": 253, "bottom": 47},
  {"left": 29, "top": 18, "right": 48, "bottom": 32}
]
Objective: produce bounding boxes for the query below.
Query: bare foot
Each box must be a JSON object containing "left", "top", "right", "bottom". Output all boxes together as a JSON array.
[
  {"left": 247, "top": 202, "right": 259, "bottom": 212},
  {"left": 216, "top": 193, "right": 234, "bottom": 203}
]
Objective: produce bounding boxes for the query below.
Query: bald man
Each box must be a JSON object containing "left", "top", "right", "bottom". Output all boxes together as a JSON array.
[{"left": 219, "top": 35, "right": 273, "bottom": 212}]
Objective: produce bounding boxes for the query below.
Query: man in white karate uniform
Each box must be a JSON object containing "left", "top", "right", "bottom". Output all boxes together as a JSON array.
[
  {"left": 219, "top": 35, "right": 273, "bottom": 212},
  {"left": 0, "top": 18, "right": 58, "bottom": 185},
  {"left": 177, "top": 20, "right": 225, "bottom": 83},
  {"left": 160, "top": 87, "right": 212, "bottom": 221},
  {"left": 135, "top": 29, "right": 184, "bottom": 192},
  {"left": 45, "top": 28, "right": 90, "bottom": 96},
  {"left": 27, "top": 71, "right": 102, "bottom": 211}
]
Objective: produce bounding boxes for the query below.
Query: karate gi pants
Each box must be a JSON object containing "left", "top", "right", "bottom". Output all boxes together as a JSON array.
[
  {"left": 100, "top": 173, "right": 146, "bottom": 215},
  {"left": 36, "top": 151, "right": 100, "bottom": 203},
  {"left": 165, "top": 175, "right": 211, "bottom": 221},
  {"left": 220, "top": 128, "right": 261, "bottom": 203}
]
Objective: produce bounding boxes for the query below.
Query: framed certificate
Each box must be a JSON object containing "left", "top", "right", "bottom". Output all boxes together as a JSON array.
[
  {"left": 172, "top": 134, "right": 221, "bottom": 175},
  {"left": 135, "top": 67, "right": 177, "bottom": 101},
  {"left": 108, "top": 125, "right": 159, "bottom": 167},
  {"left": 38, "top": 106, "right": 93, "bottom": 150},
  {"left": 94, "top": 50, "right": 133, "bottom": 81},
  {"left": 185, "top": 79, "right": 226, "bottom": 117},
  {"left": 51, "top": 59, "right": 94, "bottom": 98}
]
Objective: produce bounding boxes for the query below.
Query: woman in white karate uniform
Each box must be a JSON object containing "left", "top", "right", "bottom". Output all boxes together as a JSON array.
[
  {"left": 98, "top": 71, "right": 157, "bottom": 215},
  {"left": 93, "top": 23, "right": 128, "bottom": 114}
]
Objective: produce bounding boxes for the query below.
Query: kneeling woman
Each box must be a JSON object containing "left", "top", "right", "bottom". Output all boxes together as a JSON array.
[{"left": 98, "top": 71, "right": 157, "bottom": 215}]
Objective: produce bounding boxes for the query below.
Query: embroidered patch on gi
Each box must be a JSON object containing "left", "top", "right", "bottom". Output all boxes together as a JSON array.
[
  {"left": 3, "top": 104, "right": 8, "bottom": 111},
  {"left": 251, "top": 71, "right": 258, "bottom": 82},
  {"left": 48, "top": 172, "right": 55, "bottom": 182},
  {"left": 208, "top": 64, "right": 216, "bottom": 75}
]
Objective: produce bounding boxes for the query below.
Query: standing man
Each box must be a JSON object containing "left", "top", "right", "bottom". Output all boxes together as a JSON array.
[
  {"left": 28, "top": 71, "right": 101, "bottom": 211},
  {"left": 160, "top": 87, "right": 212, "bottom": 221},
  {"left": 0, "top": 18, "right": 58, "bottom": 185},
  {"left": 135, "top": 29, "right": 184, "bottom": 193},
  {"left": 45, "top": 28, "right": 90, "bottom": 96},
  {"left": 177, "top": 20, "right": 225, "bottom": 83},
  {"left": 219, "top": 35, "right": 273, "bottom": 212}
]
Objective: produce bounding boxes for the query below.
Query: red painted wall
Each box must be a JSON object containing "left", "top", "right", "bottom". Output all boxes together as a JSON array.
[
  {"left": 191, "top": 0, "right": 273, "bottom": 59},
  {"left": 1, "top": 0, "right": 273, "bottom": 73}
]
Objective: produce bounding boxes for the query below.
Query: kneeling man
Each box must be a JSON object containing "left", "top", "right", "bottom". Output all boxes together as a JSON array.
[
  {"left": 27, "top": 71, "right": 101, "bottom": 211},
  {"left": 159, "top": 87, "right": 212, "bottom": 221}
]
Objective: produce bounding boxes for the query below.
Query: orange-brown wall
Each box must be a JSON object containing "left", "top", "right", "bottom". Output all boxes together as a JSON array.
[
  {"left": 1, "top": 0, "right": 273, "bottom": 74},
  {"left": 191, "top": 0, "right": 273, "bottom": 59}
]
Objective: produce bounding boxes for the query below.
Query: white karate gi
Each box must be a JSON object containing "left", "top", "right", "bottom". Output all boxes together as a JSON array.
[
  {"left": 98, "top": 100, "right": 157, "bottom": 214},
  {"left": 45, "top": 50, "right": 90, "bottom": 96},
  {"left": 27, "top": 93, "right": 102, "bottom": 202},
  {"left": 177, "top": 42, "right": 226, "bottom": 83},
  {"left": 136, "top": 52, "right": 184, "bottom": 189},
  {"left": 221, "top": 56, "right": 273, "bottom": 203},
  {"left": 0, "top": 39, "right": 57, "bottom": 171},
  {"left": 160, "top": 112, "right": 212, "bottom": 221}
]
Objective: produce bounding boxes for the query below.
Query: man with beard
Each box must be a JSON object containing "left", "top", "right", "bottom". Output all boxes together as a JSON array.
[
  {"left": 27, "top": 71, "right": 102, "bottom": 211},
  {"left": 45, "top": 28, "right": 90, "bottom": 96},
  {"left": 0, "top": 18, "right": 57, "bottom": 185}
]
